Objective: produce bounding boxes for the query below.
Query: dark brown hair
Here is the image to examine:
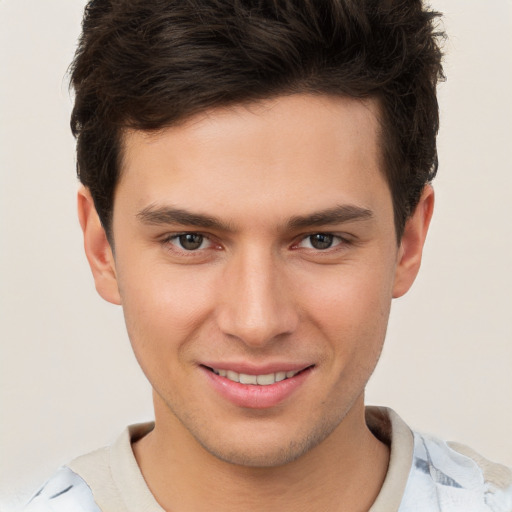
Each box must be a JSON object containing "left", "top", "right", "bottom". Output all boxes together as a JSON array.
[{"left": 70, "top": 0, "right": 445, "bottom": 240}]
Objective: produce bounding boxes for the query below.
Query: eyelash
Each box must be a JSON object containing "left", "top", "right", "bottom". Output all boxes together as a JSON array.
[
  {"left": 162, "top": 233, "right": 216, "bottom": 253},
  {"left": 161, "top": 232, "right": 351, "bottom": 254},
  {"left": 293, "top": 233, "right": 348, "bottom": 251}
]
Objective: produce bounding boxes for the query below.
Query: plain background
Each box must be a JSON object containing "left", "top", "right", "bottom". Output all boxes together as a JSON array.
[{"left": 1, "top": 0, "right": 511, "bottom": 509}]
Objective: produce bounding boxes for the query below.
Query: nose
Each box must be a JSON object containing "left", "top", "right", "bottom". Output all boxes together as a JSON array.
[{"left": 215, "top": 245, "right": 299, "bottom": 348}]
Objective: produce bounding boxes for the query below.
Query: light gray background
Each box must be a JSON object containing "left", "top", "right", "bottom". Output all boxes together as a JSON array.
[{"left": 1, "top": 0, "right": 511, "bottom": 509}]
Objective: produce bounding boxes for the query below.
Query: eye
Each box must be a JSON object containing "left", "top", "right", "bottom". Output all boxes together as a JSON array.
[
  {"left": 170, "top": 233, "right": 210, "bottom": 251},
  {"left": 298, "top": 233, "right": 342, "bottom": 250}
]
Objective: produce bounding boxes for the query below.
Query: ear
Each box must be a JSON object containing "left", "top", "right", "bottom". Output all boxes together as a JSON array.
[
  {"left": 77, "top": 187, "right": 121, "bottom": 305},
  {"left": 392, "top": 185, "right": 435, "bottom": 298}
]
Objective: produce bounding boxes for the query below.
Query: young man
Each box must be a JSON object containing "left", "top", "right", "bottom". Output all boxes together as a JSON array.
[{"left": 23, "top": 1, "right": 512, "bottom": 511}]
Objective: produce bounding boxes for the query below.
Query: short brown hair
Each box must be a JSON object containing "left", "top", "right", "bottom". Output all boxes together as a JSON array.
[{"left": 70, "top": 0, "right": 445, "bottom": 240}]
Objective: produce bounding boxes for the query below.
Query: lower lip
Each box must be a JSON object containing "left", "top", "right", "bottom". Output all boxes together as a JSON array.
[{"left": 201, "top": 367, "right": 312, "bottom": 409}]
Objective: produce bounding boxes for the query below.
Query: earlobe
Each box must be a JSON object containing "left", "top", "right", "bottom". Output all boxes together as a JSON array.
[
  {"left": 77, "top": 187, "right": 122, "bottom": 305},
  {"left": 392, "top": 185, "right": 435, "bottom": 298}
]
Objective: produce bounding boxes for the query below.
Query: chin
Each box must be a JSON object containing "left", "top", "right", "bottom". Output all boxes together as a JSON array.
[
  {"left": 198, "top": 438, "right": 314, "bottom": 468},
  {"left": 190, "top": 416, "right": 340, "bottom": 468}
]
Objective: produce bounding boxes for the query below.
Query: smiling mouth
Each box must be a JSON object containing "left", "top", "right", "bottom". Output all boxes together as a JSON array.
[{"left": 203, "top": 366, "right": 313, "bottom": 386}]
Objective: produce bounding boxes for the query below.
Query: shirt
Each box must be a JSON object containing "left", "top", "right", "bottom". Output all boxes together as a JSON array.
[{"left": 22, "top": 407, "right": 512, "bottom": 512}]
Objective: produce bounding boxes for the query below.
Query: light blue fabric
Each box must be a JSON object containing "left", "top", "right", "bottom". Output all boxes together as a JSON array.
[
  {"left": 399, "top": 432, "right": 512, "bottom": 512},
  {"left": 22, "top": 467, "right": 100, "bottom": 512}
]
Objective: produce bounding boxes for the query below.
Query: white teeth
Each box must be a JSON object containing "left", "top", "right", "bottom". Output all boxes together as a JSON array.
[
  {"left": 212, "top": 368, "right": 301, "bottom": 385},
  {"left": 226, "top": 370, "right": 240, "bottom": 382},
  {"left": 256, "top": 373, "right": 276, "bottom": 385},
  {"left": 275, "top": 371, "right": 286, "bottom": 382},
  {"left": 239, "top": 373, "right": 258, "bottom": 385}
]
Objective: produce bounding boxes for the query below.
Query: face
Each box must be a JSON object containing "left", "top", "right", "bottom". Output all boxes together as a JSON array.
[{"left": 80, "top": 94, "right": 431, "bottom": 467}]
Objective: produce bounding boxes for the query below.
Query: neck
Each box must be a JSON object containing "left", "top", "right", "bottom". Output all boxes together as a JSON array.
[{"left": 133, "top": 394, "right": 389, "bottom": 512}]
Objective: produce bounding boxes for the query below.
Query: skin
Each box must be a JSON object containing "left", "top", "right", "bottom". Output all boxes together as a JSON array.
[{"left": 78, "top": 94, "right": 434, "bottom": 511}]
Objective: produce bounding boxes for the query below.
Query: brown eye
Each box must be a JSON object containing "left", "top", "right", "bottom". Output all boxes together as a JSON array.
[
  {"left": 176, "top": 233, "right": 205, "bottom": 250},
  {"left": 308, "top": 233, "right": 334, "bottom": 250}
]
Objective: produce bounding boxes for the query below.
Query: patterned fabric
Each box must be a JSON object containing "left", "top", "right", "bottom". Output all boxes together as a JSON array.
[
  {"left": 399, "top": 432, "right": 512, "bottom": 512},
  {"left": 22, "top": 467, "right": 100, "bottom": 512},
  {"left": 22, "top": 416, "right": 512, "bottom": 512}
]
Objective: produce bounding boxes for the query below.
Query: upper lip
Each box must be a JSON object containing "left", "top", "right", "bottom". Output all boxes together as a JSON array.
[{"left": 200, "top": 362, "right": 314, "bottom": 375}]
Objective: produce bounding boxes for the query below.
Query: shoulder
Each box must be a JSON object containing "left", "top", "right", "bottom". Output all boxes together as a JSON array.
[
  {"left": 20, "top": 424, "right": 155, "bottom": 512},
  {"left": 400, "top": 430, "right": 512, "bottom": 512},
  {"left": 21, "top": 466, "right": 101, "bottom": 512}
]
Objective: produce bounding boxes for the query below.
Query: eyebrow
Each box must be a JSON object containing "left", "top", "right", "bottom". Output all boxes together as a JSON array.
[
  {"left": 136, "top": 205, "right": 234, "bottom": 231},
  {"left": 287, "top": 205, "right": 374, "bottom": 230},
  {"left": 136, "top": 203, "right": 374, "bottom": 231}
]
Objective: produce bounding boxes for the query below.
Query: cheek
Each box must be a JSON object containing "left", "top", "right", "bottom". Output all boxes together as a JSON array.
[
  {"left": 296, "top": 262, "right": 394, "bottom": 355},
  {"left": 115, "top": 256, "right": 217, "bottom": 364}
]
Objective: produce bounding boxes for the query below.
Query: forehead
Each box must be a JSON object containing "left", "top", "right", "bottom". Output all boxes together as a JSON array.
[{"left": 117, "top": 94, "right": 390, "bottom": 227}]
